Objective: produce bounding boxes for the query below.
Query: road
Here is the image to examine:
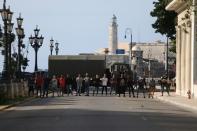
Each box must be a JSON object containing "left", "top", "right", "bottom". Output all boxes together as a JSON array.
[{"left": 0, "top": 94, "right": 197, "bottom": 131}]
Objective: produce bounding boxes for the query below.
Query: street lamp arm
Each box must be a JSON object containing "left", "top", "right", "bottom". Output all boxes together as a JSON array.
[{"left": 125, "top": 28, "right": 132, "bottom": 37}]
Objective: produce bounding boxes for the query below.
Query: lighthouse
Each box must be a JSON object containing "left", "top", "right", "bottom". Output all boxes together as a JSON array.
[{"left": 109, "top": 15, "right": 118, "bottom": 55}]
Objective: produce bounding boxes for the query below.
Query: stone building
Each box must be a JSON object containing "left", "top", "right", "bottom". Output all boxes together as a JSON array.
[
  {"left": 131, "top": 46, "right": 144, "bottom": 77},
  {"left": 166, "top": 0, "right": 197, "bottom": 98}
]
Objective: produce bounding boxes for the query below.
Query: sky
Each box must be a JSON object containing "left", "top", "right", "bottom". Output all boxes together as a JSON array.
[{"left": 0, "top": 0, "right": 165, "bottom": 72}]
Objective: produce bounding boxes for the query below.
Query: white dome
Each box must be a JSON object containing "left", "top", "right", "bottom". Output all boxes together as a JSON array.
[{"left": 132, "top": 46, "right": 141, "bottom": 51}]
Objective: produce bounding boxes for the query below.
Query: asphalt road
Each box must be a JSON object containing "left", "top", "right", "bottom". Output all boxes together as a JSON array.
[{"left": 0, "top": 94, "right": 197, "bottom": 131}]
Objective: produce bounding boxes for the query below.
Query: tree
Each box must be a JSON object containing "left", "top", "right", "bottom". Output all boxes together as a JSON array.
[
  {"left": 0, "top": 31, "right": 29, "bottom": 76},
  {"left": 169, "top": 40, "right": 176, "bottom": 53},
  {"left": 150, "top": 0, "right": 177, "bottom": 40}
]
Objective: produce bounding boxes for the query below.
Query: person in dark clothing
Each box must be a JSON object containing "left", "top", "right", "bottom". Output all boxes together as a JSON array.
[
  {"left": 148, "top": 78, "right": 156, "bottom": 98},
  {"left": 160, "top": 76, "right": 170, "bottom": 96},
  {"left": 66, "top": 74, "right": 73, "bottom": 96},
  {"left": 118, "top": 74, "right": 126, "bottom": 97},
  {"left": 28, "top": 76, "right": 35, "bottom": 97},
  {"left": 84, "top": 73, "right": 90, "bottom": 96},
  {"left": 35, "top": 73, "right": 44, "bottom": 97},
  {"left": 93, "top": 74, "right": 101, "bottom": 96},
  {"left": 43, "top": 75, "right": 51, "bottom": 98},
  {"left": 126, "top": 74, "right": 135, "bottom": 98},
  {"left": 137, "top": 77, "right": 146, "bottom": 98}
]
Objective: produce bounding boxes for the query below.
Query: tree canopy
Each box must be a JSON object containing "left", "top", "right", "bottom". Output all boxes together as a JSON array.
[{"left": 150, "top": 0, "right": 177, "bottom": 40}]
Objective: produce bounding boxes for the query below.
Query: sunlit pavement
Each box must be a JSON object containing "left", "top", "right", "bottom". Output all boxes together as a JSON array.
[{"left": 0, "top": 94, "right": 197, "bottom": 131}]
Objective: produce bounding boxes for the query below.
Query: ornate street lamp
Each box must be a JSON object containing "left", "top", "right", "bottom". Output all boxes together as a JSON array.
[
  {"left": 124, "top": 28, "right": 133, "bottom": 70},
  {"left": 55, "top": 41, "right": 59, "bottom": 55},
  {"left": 15, "top": 13, "right": 25, "bottom": 78},
  {"left": 29, "top": 25, "right": 44, "bottom": 72},
  {"left": 50, "top": 37, "right": 54, "bottom": 55},
  {"left": 0, "top": 0, "right": 14, "bottom": 79},
  {"left": 7, "top": 22, "right": 14, "bottom": 77}
]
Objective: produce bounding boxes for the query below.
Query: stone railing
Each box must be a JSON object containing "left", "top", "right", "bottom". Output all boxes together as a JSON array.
[{"left": 0, "top": 81, "right": 28, "bottom": 99}]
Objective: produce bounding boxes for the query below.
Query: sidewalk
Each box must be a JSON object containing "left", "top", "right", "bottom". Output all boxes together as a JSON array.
[
  {"left": 155, "top": 92, "right": 197, "bottom": 113},
  {"left": 0, "top": 97, "right": 35, "bottom": 111}
]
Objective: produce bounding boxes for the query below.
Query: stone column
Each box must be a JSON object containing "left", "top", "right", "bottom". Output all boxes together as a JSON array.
[
  {"left": 185, "top": 21, "right": 192, "bottom": 94},
  {"left": 191, "top": 3, "right": 197, "bottom": 98},
  {"left": 181, "top": 23, "right": 186, "bottom": 96},
  {"left": 176, "top": 25, "right": 181, "bottom": 95}
]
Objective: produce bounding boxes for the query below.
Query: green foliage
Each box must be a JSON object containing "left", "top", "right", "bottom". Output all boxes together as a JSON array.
[
  {"left": 169, "top": 40, "right": 176, "bottom": 53},
  {"left": 0, "top": 32, "right": 29, "bottom": 75},
  {"left": 150, "top": 0, "right": 177, "bottom": 40},
  {"left": 10, "top": 53, "right": 29, "bottom": 75}
]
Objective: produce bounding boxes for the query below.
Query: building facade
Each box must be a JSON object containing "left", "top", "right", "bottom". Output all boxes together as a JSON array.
[
  {"left": 166, "top": 0, "right": 197, "bottom": 98},
  {"left": 118, "top": 41, "right": 175, "bottom": 65},
  {"left": 131, "top": 46, "right": 144, "bottom": 77}
]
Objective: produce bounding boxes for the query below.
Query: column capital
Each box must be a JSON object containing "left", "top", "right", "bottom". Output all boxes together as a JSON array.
[
  {"left": 186, "top": 20, "right": 192, "bottom": 27},
  {"left": 176, "top": 25, "right": 182, "bottom": 30},
  {"left": 181, "top": 23, "right": 187, "bottom": 33}
]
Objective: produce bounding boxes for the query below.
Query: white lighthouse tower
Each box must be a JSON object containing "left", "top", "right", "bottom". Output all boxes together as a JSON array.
[{"left": 109, "top": 15, "right": 118, "bottom": 55}]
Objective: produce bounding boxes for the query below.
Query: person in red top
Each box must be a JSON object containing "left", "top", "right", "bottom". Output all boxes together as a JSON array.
[
  {"left": 59, "top": 75, "right": 66, "bottom": 96},
  {"left": 35, "top": 72, "right": 44, "bottom": 97}
]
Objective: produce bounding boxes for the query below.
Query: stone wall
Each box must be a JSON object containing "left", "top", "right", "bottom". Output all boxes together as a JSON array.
[{"left": 0, "top": 81, "right": 28, "bottom": 99}]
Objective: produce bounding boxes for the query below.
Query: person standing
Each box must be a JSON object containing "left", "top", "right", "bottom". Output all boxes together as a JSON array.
[
  {"left": 84, "top": 73, "right": 90, "bottom": 96},
  {"left": 126, "top": 74, "right": 135, "bottom": 98},
  {"left": 66, "top": 74, "right": 73, "bottom": 96},
  {"left": 51, "top": 75, "right": 58, "bottom": 97},
  {"left": 28, "top": 76, "right": 35, "bottom": 97},
  {"left": 148, "top": 78, "right": 156, "bottom": 98},
  {"left": 160, "top": 76, "right": 170, "bottom": 96},
  {"left": 100, "top": 74, "right": 108, "bottom": 96},
  {"left": 137, "top": 77, "right": 146, "bottom": 98},
  {"left": 35, "top": 73, "right": 44, "bottom": 97},
  {"left": 76, "top": 74, "right": 83, "bottom": 96},
  {"left": 110, "top": 74, "right": 117, "bottom": 95},
  {"left": 119, "top": 74, "right": 126, "bottom": 97},
  {"left": 43, "top": 75, "right": 51, "bottom": 98},
  {"left": 59, "top": 75, "right": 66, "bottom": 96},
  {"left": 93, "top": 74, "right": 100, "bottom": 96}
]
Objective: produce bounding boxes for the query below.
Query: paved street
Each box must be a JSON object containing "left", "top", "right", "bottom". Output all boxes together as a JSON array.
[{"left": 0, "top": 94, "right": 197, "bottom": 131}]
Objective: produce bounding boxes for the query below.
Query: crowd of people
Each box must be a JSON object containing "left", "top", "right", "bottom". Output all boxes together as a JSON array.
[{"left": 27, "top": 72, "right": 171, "bottom": 98}]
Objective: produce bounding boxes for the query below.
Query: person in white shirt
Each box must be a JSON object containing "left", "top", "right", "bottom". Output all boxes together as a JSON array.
[{"left": 100, "top": 74, "right": 108, "bottom": 95}]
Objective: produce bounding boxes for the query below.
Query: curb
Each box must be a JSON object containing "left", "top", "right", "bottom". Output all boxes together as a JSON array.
[
  {"left": 155, "top": 95, "right": 197, "bottom": 112},
  {"left": 0, "top": 97, "right": 36, "bottom": 111}
]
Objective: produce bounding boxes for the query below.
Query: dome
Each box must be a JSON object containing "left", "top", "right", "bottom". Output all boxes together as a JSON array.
[{"left": 132, "top": 46, "right": 141, "bottom": 51}]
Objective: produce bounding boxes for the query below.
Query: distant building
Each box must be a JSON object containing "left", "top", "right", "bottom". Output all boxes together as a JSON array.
[
  {"left": 118, "top": 41, "right": 175, "bottom": 64},
  {"left": 131, "top": 46, "right": 144, "bottom": 77},
  {"left": 97, "top": 40, "right": 175, "bottom": 76}
]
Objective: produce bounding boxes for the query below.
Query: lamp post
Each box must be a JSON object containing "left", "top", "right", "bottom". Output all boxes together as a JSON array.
[
  {"left": 166, "top": 37, "right": 169, "bottom": 79},
  {"left": 50, "top": 37, "right": 54, "bottom": 55},
  {"left": 124, "top": 28, "right": 132, "bottom": 70},
  {"left": 0, "top": 0, "right": 13, "bottom": 79},
  {"left": 7, "top": 22, "right": 14, "bottom": 77},
  {"left": 55, "top": 41, "right": 59, "bottom": 55},
  {"left": 29, "top": 25, "right": 44, "bottom": 72},
  {"left": 15, "top": 13, "right": 25, "bottom": 78}
]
